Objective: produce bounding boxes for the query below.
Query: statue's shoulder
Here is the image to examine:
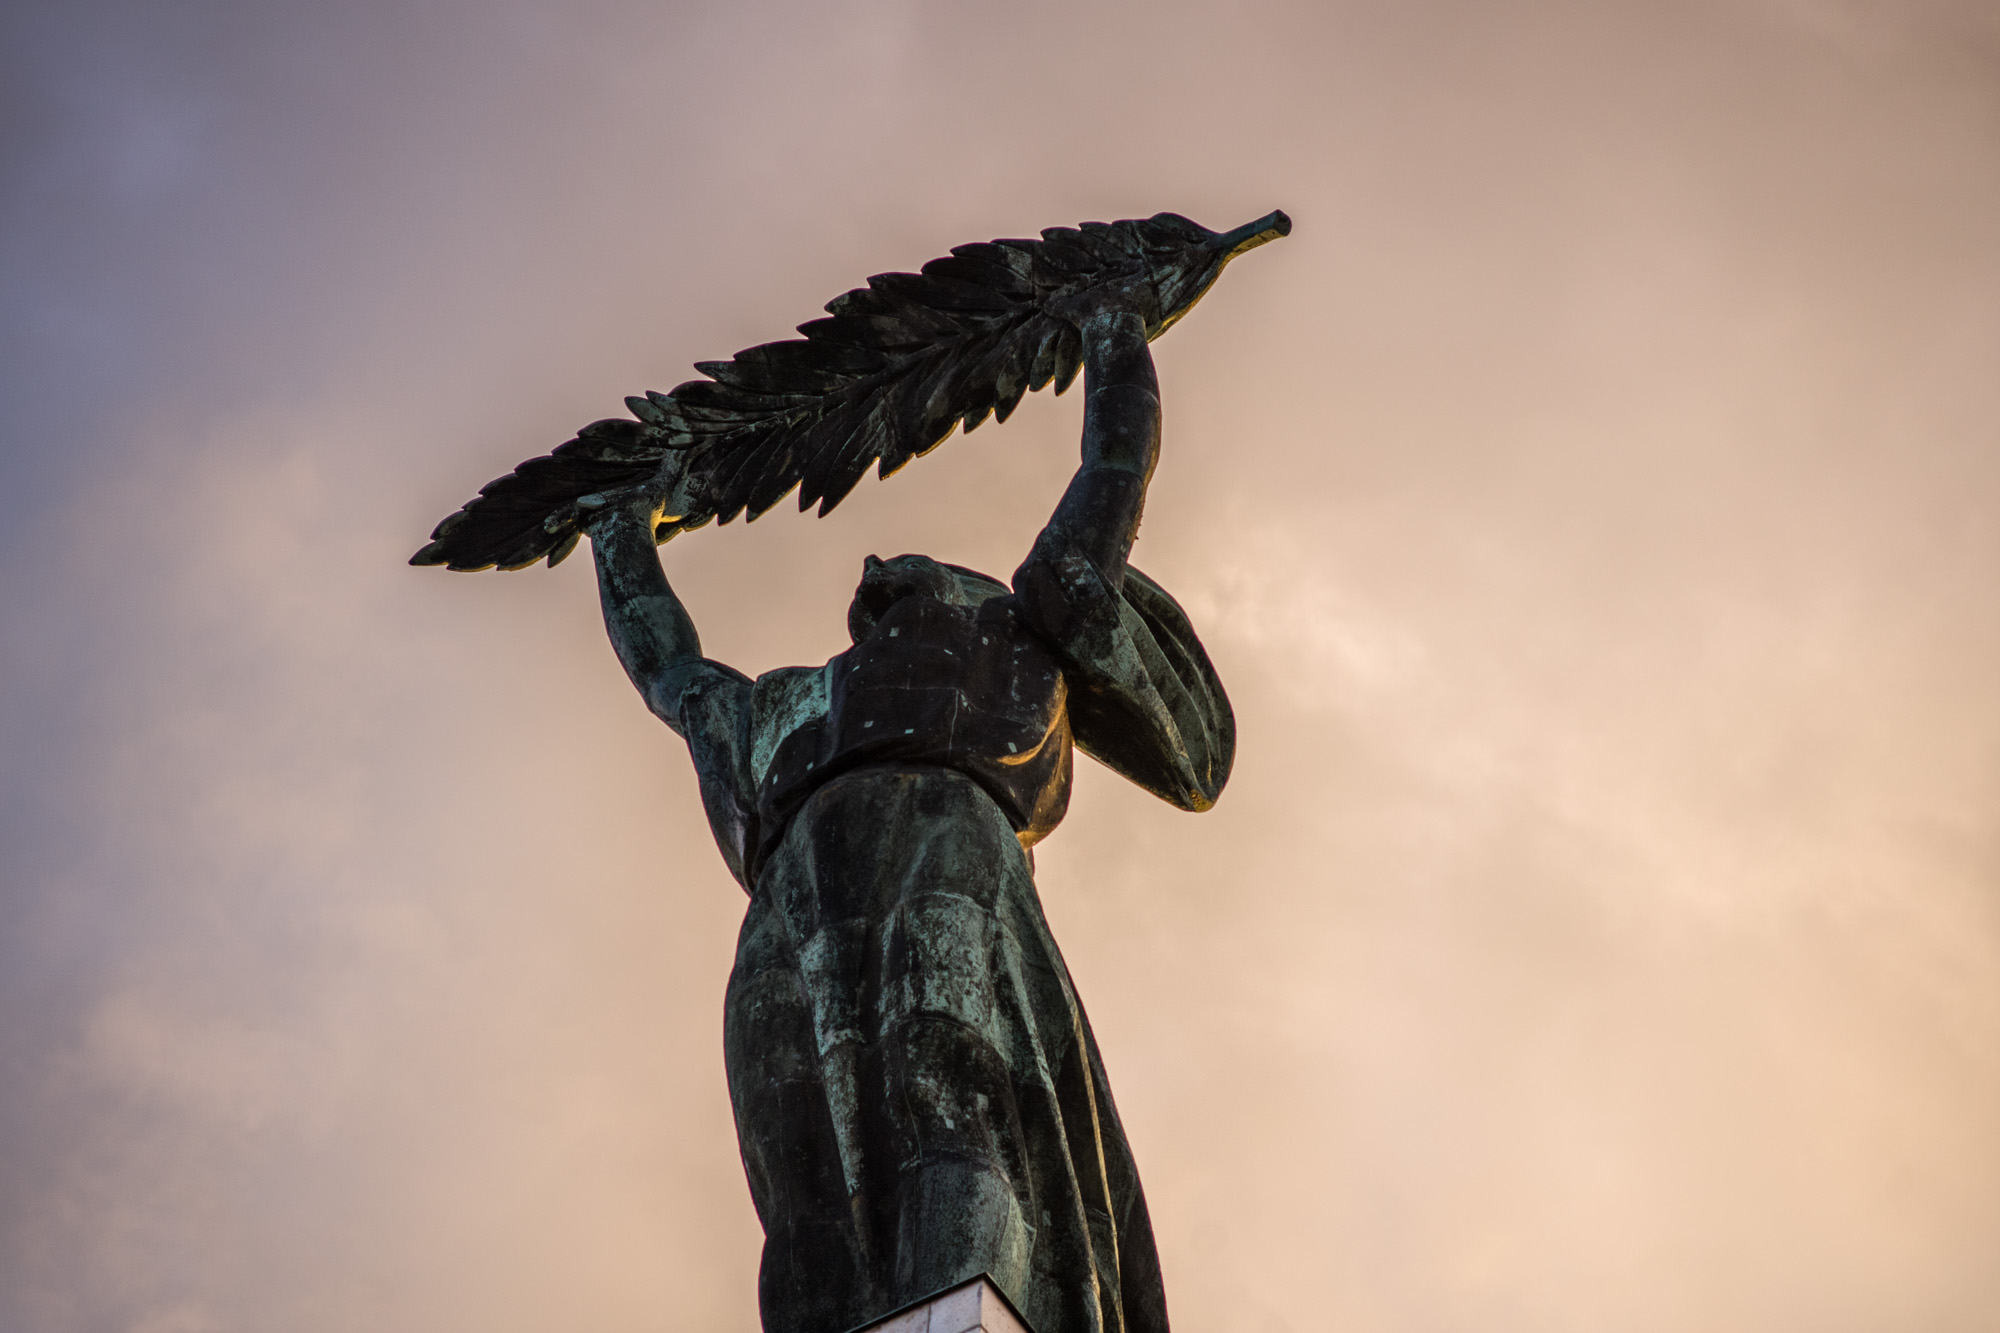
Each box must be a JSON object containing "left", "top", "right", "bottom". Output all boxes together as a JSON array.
[{"left": 746, "top": 663, "right": 833, "bottom": 786}]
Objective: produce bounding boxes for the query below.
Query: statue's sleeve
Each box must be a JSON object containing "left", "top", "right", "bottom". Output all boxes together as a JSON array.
[
  {"left": 670, "top": 660, "right": 761, "bottom": 891},
  {"left": 1012, "top": 540, "right": 1234, "bottom": 812}
]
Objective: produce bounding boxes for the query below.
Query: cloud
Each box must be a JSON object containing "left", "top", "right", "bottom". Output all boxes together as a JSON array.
[{"left": 4, "top": 2, "right": 1999, "bottom": 1330}]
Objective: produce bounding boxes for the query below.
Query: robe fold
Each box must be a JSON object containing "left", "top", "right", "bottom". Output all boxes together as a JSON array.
[{"left": 670, "top": 548, "right": 1231, "bottom": 1333}]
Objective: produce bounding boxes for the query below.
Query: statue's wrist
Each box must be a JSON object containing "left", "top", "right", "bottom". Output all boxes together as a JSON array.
[
  {"left": 583, "top": 505, "right": 646, "bottom": 541},
  {"left": 1080, "top": 307, "right": 1148, "bottom": 341}
]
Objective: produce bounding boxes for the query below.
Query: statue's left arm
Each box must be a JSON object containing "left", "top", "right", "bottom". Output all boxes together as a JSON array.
[
  {"left": 1012, "top": 295, "right": 1234, "bottom": 812},
  {"left": 1034, "top": 305, "right": 1160, "bottom": 589}
]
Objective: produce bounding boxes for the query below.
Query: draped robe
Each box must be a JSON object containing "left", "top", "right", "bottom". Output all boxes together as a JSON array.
[{"left": 664, "top": 529, "right": 1232, "bottom": 1333}]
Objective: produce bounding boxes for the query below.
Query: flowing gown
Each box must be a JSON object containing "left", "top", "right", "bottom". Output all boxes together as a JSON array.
[{"left": 666, "top": 525, "right": 1232, "bottom": 1333}]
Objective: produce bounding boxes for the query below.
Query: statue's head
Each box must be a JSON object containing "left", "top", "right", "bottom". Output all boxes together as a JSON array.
[{"left": 848, "top": 554, "right": 1007, "bottom": 642}]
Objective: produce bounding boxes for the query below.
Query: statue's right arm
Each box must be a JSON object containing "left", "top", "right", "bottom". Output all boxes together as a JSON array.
[
  {"left": 588, "top": 501, "right": 760, "bottom": 886},
  {"left": 589, "top": 509, "right": 713, "bottom": 738}
]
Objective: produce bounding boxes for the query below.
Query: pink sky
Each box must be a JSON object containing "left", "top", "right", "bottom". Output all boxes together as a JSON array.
[{"left": 3, "top": 2, "right": 1998, "bottom": 1330}]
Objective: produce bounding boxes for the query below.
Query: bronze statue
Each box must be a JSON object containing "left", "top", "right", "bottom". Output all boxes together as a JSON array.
[{"left": 415, "top": 210, "right": 1289, "bottom": 1333}]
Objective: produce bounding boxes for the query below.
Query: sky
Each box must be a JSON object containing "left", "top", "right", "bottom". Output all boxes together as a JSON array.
[{"left": 3, "top": 1, "right": 1999, "bottom": 1330}]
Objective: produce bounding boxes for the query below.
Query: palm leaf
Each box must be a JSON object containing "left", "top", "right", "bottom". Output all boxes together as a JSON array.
[{"left": 411, "top": 209, "right": 1289, "bottom": 572}]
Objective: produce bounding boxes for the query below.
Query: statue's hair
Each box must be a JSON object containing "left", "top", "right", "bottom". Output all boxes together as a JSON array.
[{"left": 938, "top": 562, "right": 1010, "bottom": 604}]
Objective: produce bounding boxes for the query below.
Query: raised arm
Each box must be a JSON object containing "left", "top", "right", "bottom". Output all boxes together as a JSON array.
[
  {"left": 1012, "top": 293, "right": 1235, "bottom": 811},
  {"left": 1038, "top": 302, "right": 1162, "bottom": 587},
  {"left": 582, "top": 481, "right": 759, "bottom": 885},
  {"left": 585, "top": 490, "right": 710, "bottom": 736}
]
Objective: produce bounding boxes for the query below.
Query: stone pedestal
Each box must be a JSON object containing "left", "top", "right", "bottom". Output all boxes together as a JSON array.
[{"left": 854, "top": 1277, "right": 1032, "bottom": 1333}]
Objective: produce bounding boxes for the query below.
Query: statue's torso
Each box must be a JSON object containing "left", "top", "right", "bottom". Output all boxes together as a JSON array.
[
  {"left": 750, "top": 592, "right": 1073, "bottom": 866},
  {"left": 677, "top": 555, "right": 1229, "bottom": 894}
]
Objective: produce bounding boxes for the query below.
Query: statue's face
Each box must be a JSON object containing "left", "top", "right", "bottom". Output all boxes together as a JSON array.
[{"left": 847, "top": 553, "right": 965, "bottom": 642}]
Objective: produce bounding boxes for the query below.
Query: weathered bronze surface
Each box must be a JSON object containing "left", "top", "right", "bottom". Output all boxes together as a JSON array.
[{"left": 415, "top": 211, "right": 1287, "bottom": 1333}]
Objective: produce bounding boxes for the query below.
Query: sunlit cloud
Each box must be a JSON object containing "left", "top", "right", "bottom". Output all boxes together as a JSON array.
[{"left": 4, "top": 2, "right": 1998, "bottom": 1331}]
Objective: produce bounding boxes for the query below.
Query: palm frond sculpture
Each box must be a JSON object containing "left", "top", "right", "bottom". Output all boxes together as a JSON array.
[{"left": 411, "top": 209, "right": 1290, "bottom": 572}]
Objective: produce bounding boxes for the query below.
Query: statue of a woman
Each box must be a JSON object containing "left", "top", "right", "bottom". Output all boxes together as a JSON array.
[{"left": 581, "top": 287, "right": 1234, "bottom": 1333}]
